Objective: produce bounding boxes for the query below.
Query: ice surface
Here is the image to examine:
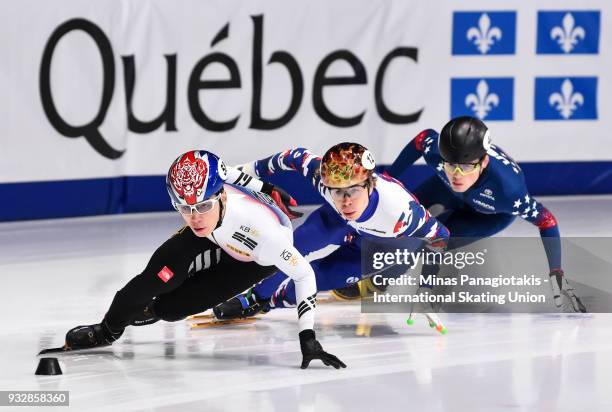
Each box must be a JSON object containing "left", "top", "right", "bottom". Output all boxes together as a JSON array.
[{"left": 1, "top": 196, "right": 611, "bottom": 411}]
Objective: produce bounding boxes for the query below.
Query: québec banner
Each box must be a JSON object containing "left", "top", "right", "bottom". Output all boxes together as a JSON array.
[{"left": 0, "top": 0, "right": 610, "bottom": 220}]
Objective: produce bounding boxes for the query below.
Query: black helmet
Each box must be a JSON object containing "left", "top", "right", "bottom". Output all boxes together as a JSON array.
[{"left": 438, "top": 116, "right": 491, "bottom": 163}]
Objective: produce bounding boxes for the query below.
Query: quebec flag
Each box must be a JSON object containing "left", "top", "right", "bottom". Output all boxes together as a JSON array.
[
  {"left": 452, "top": 11, "right": 516, "bottom": 55},
  {"left": 451, "top": 78, "right": 514, "bottom": 120},
  {"left": 537, "top": 11, "right": 600, "bottom": 54},
  {"left": 535, "top": 77, "right": 598, "bottom": 120}
]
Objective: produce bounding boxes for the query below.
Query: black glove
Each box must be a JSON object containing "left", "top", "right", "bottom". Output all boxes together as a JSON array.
[
  {"left": 261, "top": 182, "right": 303, "bottom": 220},
  {"left": 549, "top": 269, "right": 587, "bottom": 313},
  {"left": 299, "top": 329, "right": 346, "bottom": 369}
]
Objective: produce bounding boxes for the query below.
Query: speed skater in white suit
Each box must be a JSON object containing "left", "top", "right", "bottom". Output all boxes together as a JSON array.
[{"left": 58, "top": 150, "right": 345, "bottom": 369}]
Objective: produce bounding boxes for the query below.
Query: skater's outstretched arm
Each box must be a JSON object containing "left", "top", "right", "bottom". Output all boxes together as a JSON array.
[
  {"left": 506, "top": 186, "right": 561, "bottom": 272},
  {"left": 386, "top": 129, "right": 438, "bottom": 178},
  {"left": 237, "top": 148, "right": 322, "bottom": 190},
  {"left": 226, "top": 165, "right": 301, "bottom": 219},
  {"left": 504, "top": 184, "right": 586, "bottom": 312},
  {"left": 259, "top": 237, "right": 346, "bottom": 369}
]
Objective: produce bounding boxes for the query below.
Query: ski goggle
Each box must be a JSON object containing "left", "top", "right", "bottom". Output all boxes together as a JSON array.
[
  {"left": 173, "top": 194, "right": 221, "bottom": 215},
  {"left": 326, "top": 182, "right": 369, "bottom": 201},
  {"left": 443, "top": 161, "right": 481, "bottom": 176}
]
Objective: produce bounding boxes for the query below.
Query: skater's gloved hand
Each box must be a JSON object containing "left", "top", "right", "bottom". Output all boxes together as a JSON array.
[
  {"left": 262, "top": 182, "right": 303, "bottom": 220},
  {"left": 549, "top": 269, "right": 587, "bottom": 313},
  {"left": 299, "top": 329, "right": 346, "bottom": 369}
]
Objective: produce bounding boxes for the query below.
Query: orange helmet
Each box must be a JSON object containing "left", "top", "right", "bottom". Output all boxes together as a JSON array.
[{"left": 320, "top": 143, "right": 376, "bottom": 187}]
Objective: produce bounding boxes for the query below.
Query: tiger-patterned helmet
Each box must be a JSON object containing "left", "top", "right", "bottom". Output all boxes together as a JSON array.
[{"left": 166, "top": 150, "right": 227, "bottom": 205}]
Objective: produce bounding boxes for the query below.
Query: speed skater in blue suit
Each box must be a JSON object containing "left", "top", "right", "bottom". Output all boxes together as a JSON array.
[{"left": 378, "top": 116, "right": 585, "bottom": 312}]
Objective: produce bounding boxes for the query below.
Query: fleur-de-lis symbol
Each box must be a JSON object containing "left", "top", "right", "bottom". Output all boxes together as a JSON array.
[
  {"left": 549, "top": 79, "right": 584, "bottom": 119},
  {"left": 465, "top": 80, "right": 499, "bottom": 119},
  {"left": 550, "top": 13, "right": 585, "bottom": 53},
  {"left": 467, "top": 13, "right": 502, "bottom": 54}
]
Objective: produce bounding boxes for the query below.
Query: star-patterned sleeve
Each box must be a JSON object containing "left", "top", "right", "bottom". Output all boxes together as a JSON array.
[
  {"left": 386, "top": 129, "right": 438, "bottom": 177},
  {"left": 508, "top": 189, "right": 561, "bottom": 272},
  {"left": 238, "top": 148, "right": 322, "bottom": 190}
]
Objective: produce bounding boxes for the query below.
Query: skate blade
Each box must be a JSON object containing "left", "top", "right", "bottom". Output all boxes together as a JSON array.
[
  {"left": 38, "top": 345, "right": 69, "bottom": 355},
  {"left": 186, "top": 313, "right": 214, "bottom": 321},
  {"left": 320, "top": 291, "right": 360, "bottom": 304},
  {"left": 190, "top": 318, "right": 257, "bottom": 329},
  {"left": 319, "top": 295, "right": 343, "bottom": 304},
  {"left": 38, "top": 343, "right": 109, "bottom": 355}
]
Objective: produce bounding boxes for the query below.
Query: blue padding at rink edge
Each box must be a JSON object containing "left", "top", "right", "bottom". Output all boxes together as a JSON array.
[
  {"left": 1, "top": 162, "right": 611, "bottom": 221},
  {"left": 0, "top": 176, "right": 173, "bottom": 221}
]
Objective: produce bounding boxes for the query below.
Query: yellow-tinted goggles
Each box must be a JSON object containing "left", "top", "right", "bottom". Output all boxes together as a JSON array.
[{"left": 443, "top": 161, "right": 481, "bottom": 176}]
